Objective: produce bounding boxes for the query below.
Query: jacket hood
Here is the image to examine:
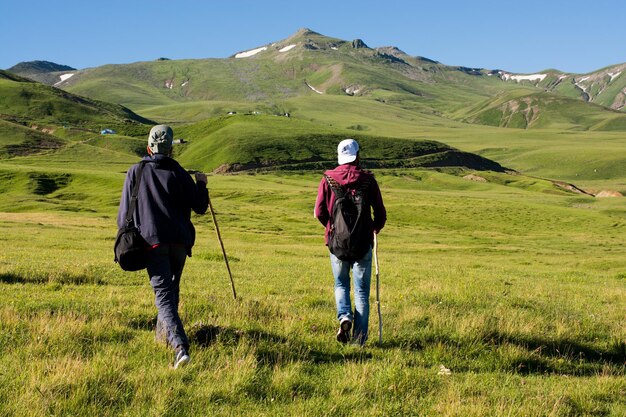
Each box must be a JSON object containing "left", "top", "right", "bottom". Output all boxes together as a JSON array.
[{"left": 324, "top": 164, "right": 370, "bottom": 188}]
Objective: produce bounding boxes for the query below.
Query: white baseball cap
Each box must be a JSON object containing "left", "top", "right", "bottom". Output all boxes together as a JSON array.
[{"left": 337, "top": 139, "right": 359, "bottom": 165}]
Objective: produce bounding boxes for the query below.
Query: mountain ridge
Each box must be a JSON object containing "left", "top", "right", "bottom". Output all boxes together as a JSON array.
[
  {"left": 7, "top": 28, "right": 622, "bottom": 81},
  {"left": 8, "top": 60, "right": 75, "bottom": 74},
  {"left": 5, "top": 29, "right": 626, "bottom": 130}
]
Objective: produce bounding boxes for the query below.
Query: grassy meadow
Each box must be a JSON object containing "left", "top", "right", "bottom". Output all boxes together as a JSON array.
[
  {"left": 1, "top": 48, "right": 625, "bottom": 415},
  {"left": 0, "top": 152, "right": 624, "bottom": 415}
]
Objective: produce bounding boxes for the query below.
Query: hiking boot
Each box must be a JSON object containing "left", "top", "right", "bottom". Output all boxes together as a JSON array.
[
  {"left": 174, "top": 346, "right": 190, "bottom": 369},
  {"left": 336, "top": 318, "right": 352, "bottom": 344}
]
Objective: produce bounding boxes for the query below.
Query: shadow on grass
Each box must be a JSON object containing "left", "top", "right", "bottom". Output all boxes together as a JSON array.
[
  {"left": 505, "top": 334, "right": 624, "bottom": 363},
  {"left": 126, "top": 314, "right": 157, "bottom": 331},
  {"left": 386, "top": 331, "right": 625, "bottom": 376},
  {"left": 0, "top": 272, "right": 104, "bottom": 285},
  {"left": 0, "top": 273, "right": 29, "bottom": 284},
  {"left": 494, "top": 333, "right": 625, "bottom": 375},
  {"left": 188, "top": 322, "right": 372, "bottom": 365}
]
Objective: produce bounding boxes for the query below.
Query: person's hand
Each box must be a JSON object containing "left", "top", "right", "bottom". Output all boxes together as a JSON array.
[{"left": 195, "top": 172, "right": 207, "bottom": 184}]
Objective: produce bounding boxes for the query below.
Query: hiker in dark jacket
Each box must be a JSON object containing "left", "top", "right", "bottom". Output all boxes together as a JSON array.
[
  {"left": 117, "top": 125, "right": 208, "bottom": 368},
  {"left": 314, "top": 139, "right": 386, "bottom": 345}
]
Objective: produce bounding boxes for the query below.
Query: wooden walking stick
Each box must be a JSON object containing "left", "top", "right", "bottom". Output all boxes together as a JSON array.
[
  {"left": 208, "top": 193, "right": 237, "bottom": 300},
  {"left": 373, "top": 233, "right": 382, "bottom": 344}
]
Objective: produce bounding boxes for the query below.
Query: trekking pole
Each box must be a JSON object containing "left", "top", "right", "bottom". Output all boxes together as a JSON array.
[
  {"left": 373, "top": 233, "right": 382, "bottom": 345},
  {"left": 207, "top": 192, "right": 237, "bottom": 300}
]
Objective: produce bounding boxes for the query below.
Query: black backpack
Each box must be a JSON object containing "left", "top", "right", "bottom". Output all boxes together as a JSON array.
[
  {"left": 114, "top": 161, "right": 150, "bottom": 271},
  {"left": 325, "top": 175, "right": 373, "bottom": 262}
]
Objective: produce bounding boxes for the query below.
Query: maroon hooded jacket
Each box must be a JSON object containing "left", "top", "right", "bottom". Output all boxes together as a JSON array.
[{"left": 314, "top": 164, "right": 386, "bottom": 246}]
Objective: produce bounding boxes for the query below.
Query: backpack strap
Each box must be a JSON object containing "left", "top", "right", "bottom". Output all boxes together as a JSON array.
[
  {"left": 125, "top": 161, "right": 147, "bottom": 226},
  {"left": 325, "top": 175, "right": 345, "bottom": 198},
  {"left": 325, "top": 174, "right": 372, "bottom": 197}
]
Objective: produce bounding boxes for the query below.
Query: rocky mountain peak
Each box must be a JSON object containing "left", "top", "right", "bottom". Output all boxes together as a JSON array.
[
  {"left": 351, "top": 39, "right": 369, "bottom": 49},
  {"left": 7, "top": 60, "right": 75, "bottom": 74}
]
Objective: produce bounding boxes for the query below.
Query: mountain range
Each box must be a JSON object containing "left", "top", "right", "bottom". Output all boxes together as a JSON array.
[
  {"left": 2, "top": 28, "right": 626, "bottom": 180},
  {"left": 7, "top": 28, "right": 626, "bottom": 132}
]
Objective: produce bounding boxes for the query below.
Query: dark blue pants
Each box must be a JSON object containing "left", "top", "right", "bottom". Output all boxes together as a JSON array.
[{"left": 147, "top": 245, "right": 189, "bottom": 350}]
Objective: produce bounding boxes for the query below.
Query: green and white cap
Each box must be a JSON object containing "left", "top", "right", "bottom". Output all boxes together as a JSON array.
[{"left": 148, "top": 125, "right": 174, "bottom": 154}]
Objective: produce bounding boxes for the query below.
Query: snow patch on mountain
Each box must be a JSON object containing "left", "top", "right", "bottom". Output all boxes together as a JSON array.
[
  {"left": 502, "top": 73, "right": 547, "bottom": 83},
  {"left": 279, "top": 44, "right": 296, "bottom": 52},
  {"left": 235, "top": 46, "right": 267, "bottom": 58},
  {"left": 305, "top": 81, "right": 323, "bottom": 94},
  {"left": 608, "top": 71, "right": 622, "bottom": 82},
  {"left": 53, "top": 73, "right": 74, "bottom": 86},
  {"left": 575, "top": 77, "right": 590, "bottom": 93}
]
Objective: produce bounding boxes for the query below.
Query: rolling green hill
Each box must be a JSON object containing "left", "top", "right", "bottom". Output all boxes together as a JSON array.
[
  {"left": 0, "top": 70, "right": 154, "bottom": 136},
  {"left": 174, "top": 114, "right": 505, "bottom": 173}
]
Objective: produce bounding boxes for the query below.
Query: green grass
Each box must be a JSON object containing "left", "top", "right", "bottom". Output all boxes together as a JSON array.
[
  {"left": 0, "top": 162, "right": 624, "bottom": 416},
  {"left": 2, "top": 36, "right": 626, "bottom": 414}
]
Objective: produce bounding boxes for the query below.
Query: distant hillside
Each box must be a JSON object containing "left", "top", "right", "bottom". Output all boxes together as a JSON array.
[
  {"left": 0, "top": 68, "right": 508, "bottom": 173},
  {"left": 458, "top": 90, "right": 626, "bottom": 131},
  {"left": 174, "top": 114, "right": 506, "bottom": 173},
  {"left": 0, "top": 118, "right": 67, "bottom": 159},
  {"left": 497, "top": 63, "right": 626, "bottom": 111},
  {"left": 7, "top": 61, "right": 77, "bottom": 86},
  {"left": 8, "top": 60, "right": 75, "bottom": 74},
  {"left": 0, "top": 69, "right": 154, "bottom": 136}
]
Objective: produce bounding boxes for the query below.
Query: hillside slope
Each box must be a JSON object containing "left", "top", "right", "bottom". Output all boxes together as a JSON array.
[
  {"left": 496, "top": 64, "right": 626, "bottom": 111},
  {"left": 6, "top": 60, "right": 76, "bottom": 86},
  {"left": 457, "top": 90, "right": 626, "bottom": 131},
  {"left": 174, "top": 114, "right": 505, "bottom": 173},
  {"left": 0, "top": 71, "right": 508, "bottom": 175},
  {"left": 0, "top": 70, "right": 154, "bottom": 136}
]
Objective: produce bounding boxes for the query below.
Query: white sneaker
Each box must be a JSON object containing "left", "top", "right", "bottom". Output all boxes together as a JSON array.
[
  {"left": 336, "top": 318, "right": 352, "bottom": 344},
  {"left": 174, "top": 347, "right": 190, "bottom": 369}
]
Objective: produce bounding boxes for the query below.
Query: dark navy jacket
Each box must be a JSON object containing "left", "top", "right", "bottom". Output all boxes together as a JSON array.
[{"left": 117, "top": 154, "right": 209, "bottom": 254}]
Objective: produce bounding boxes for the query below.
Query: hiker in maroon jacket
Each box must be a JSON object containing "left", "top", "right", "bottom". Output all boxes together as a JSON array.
[{"left": 314, "top": 139, "right": 386, "bottom": 345}]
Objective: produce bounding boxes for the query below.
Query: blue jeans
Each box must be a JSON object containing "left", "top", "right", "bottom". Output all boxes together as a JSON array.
[
  {"left": 330, "top": 247, "right": 372, "bottom": 345},
  {"left": 147, "top": 245, "right": 189, "bottom": 350}
]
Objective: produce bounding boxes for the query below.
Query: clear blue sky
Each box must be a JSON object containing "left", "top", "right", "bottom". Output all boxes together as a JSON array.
[{"left": 2, "top": 0, "right": 624, "bottom": 74}]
